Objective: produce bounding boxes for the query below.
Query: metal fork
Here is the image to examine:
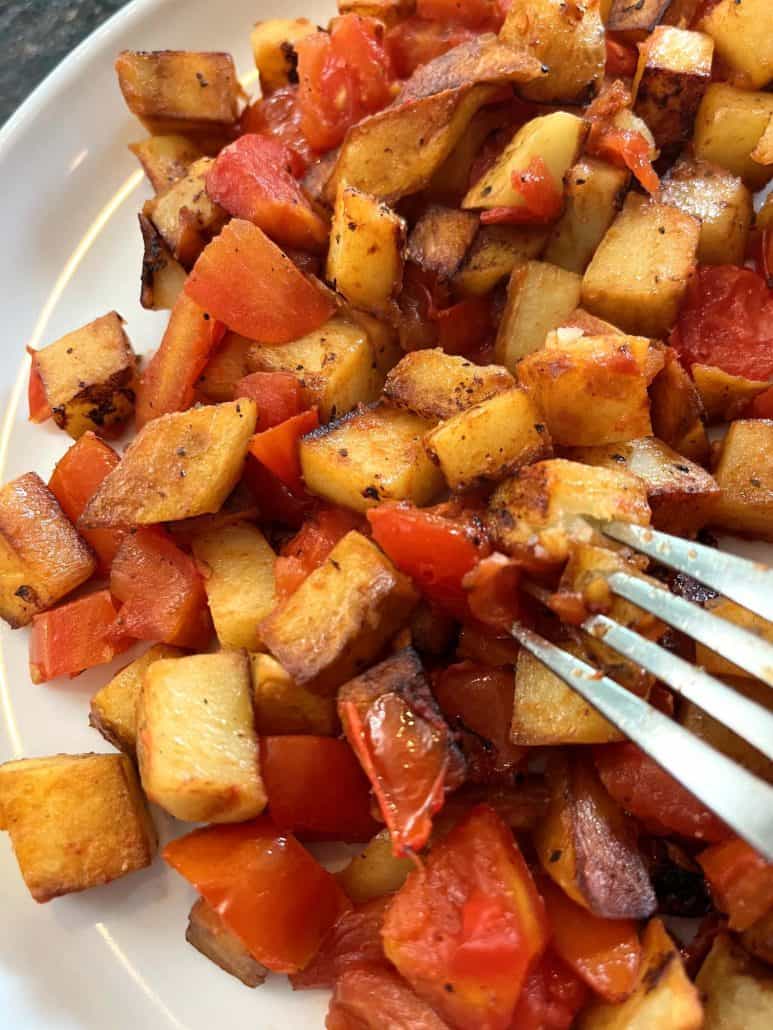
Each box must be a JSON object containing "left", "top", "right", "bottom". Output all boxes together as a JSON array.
[{"left": 512, "top": 521, "right": 773, "bottom": 861}]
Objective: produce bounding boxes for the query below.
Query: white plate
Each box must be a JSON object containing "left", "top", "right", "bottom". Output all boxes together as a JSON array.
[{"left": 0, "top": 1, "right": 336, "bottom": 1027}]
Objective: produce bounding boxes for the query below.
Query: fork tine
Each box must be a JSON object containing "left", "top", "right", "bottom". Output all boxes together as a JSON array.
[
  {"left": 607, "top": 572, "right": 773, "bottom": 688},
  {"left": 599, "top": 521, "right": 773, "bottom": 622},
  {"left": 510, "top": 623, "right": 773, "bottom": 861}
]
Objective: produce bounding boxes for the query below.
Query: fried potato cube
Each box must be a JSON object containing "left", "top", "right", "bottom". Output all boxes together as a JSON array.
[
  {"left": 300, "top": 404, "right": 443, "bottom": 512},
  {"left": 488, "top": 459, "right": 650, "bottom": 563},
  {"left": 259, "top": 531, "right": 418, "bottom": 694},
  {"left": 337, "top": 0, "right": 414, "bottom": 25},
  {"left": 694, "top": 83, "right": 773, "bottom": 190},
  {"left": 186, "top": 898, "right": 268, "bottom": 988},
  {"left": 559, "top": 307, "right": 624, "bottom": 335},
  {"left": 145, "top": 157, "right": 227, "bottom": 268},
  {"left": 250, "top": 653, "right": 339, "bottom": 736},
  {"left": 581, "top": 194, "right": 700, "bottom": 338},
  {"left": 0, "top": 472, "right": 95, "bottom": 627},
  {"left": 579, "top": 918, "right": 702, "bottom": 1029},
  {"left": 656, "top": 157, "right": 753, "bottom": 266},
  {"left": 649, "top": 349, "right": 710, "bottom": 465},
  {"left": 452, "top": 224, "right": 550, "bottom": 297},
  {"left": 248, "top": 318, "right": 381, "bottom": 422},
  {"left": 191, "top": 523, "right": 276, "bottom": 652},
  {"left": 327, "top": 186, "right": 406, "bottom": 316},
  {"left": 709, "top": 420, "right": 773, "bottom": 541},
  {"left": 700, "top": 0, "right": 773, "bottom": 90},
  {"left": 691, "top": 364, "right": 769, "bottom": 423},
  {"left": 115, "top": 50, "right": 241, "bottom": 135},
  {"left": 33, "top": 312, "right": 136, "bottom": 440},
  {"left": 250, "top": 18, "right": 316, "bottom": 93},
  {"left": 695, "top": 596, "right": 773, "bottom": 679},
  {"left": 194, "top": 332, "right": 253, "bottom": 403},
  {"left": 129, "top": 134, "right": 203, "bottom": 193},
  {"left": 424, "top": 388, "right": 552, "bottom": 490},
  {"left": 633, "top": 26, "right": 714, "bottom": 148},
  {"left": 405, "top": 206, "right": 479, "bottom": 282},
  {"left": 80, "top": 400, "right": 257, "bottom": 528},
  {"left": 606, "top": 0, "right": 674, "bottom": 42},
  {"left": 696, "top": 934, "right": 772, "bottom": 1030},
  {"left": 336, "top": 828, "right": 413, "bottom": 903},
  {"left": 384, "top": 349, "right": 514, "bottom": 421},
  {"left": 137, "top": 652, "right": 266, "bottom": 823},
  {"left": 139, "top": 213, "right": 187, "bottom": 311},
  {"left": 0, "top": 753, "right": 156, "bottom": 902},
  {"left": 463, "top": 112, "right": 586, "bottom": 211},
  {"left": 427, "top": 104, "right": 514, "bottom": 201},
  {"left": 89, "top": 644, "right": 185, "bottom": 756},
  {"left": 494, "top": 261, "right": 582, "bottom": 371}
]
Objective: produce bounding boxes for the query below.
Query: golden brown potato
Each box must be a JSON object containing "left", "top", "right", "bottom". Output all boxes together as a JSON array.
[
  {"left": 186, "top": 898, "right": 268, "bottom": 987},
  {"left": 424, "top": 388, "right": 552, "bottom": 490},
  {"left": 129, "top": 134, "right": 203, "bottom": 193},
  {"left": 250, "top": 18, "right": 315, "bottom": 93},
  {"left": 428, "top": 103, "right": 515, "bottom": 201},
  {"left": 696, "top": 933, "right": 773, "bottom": 1030},
  {"left": 709, "top": 420, "right": 773, "bottom": 540},
  {"left": 581, "top": 194, "right": 700, "bottom": 338},
  {"left": 80, "top": 400, "right": 257, "bottom": 528},
  {"left": 649, "top": 349, "right": 710, "bottom": 465},
  {"left": 695, "top": 596, "right": 773, "bottom": 679},
  {"left": 606, "top": 0, "right": 674, "bottom": 41},
  {"left": 344, "top": 308, "right": 403, "bottom": 380},
  {"left": 700, "top": 0, "right": 773, "bottom": 90},
  {"left": 0, "top": 753, "right": 156, "bottom": 903},
  {"left": 0, "top": 472, "right": 96, "bottom": 628},
  {"left": 145, "top": 156, "right": 227, "bottom": 268},
  {"left": 633, "top": 25, "right": 714, "bottom": 148},
  {"left": 139, "top": 213, "right": 187, "bottom": 311},
  {"left": 191, "top": 523, "right": 276, "bottom": 652},
  {"left": 495, "top": 261, "right": 583, "bottom": 371},
  {"left": 336, "top": 829, "right": 414, "bottom": 903},
  {"left": 453, "top": 224, "right": 550, "bottom": 297},
  {"left": 337, "top": 0, "right": 415, "bottom": 24},
  {"left": 250, "top": 653, "right": 339, "bottom": 736},
  {"left": 405, "top": 206, "right": 479, "bottom": 281},
  {"left": 259, "top": 531, "right": 418, "bottom": 694},
  {"left": 559, "top": 307, "right": 624, "bottom": 335},
  {"left": 694, "top": 83, "right": 773, "bottom": 190},
  {"left": 167, "top": 482, "right": 260, "bottom": 548},
  {"left": 33, "top": 312, "right": 136, "bottom": 440},
  {"left": 384, "top": 349, "right": 514, "bottom": 421},
  {"left": 194, "top": 332, "right": 253, "bottom": 404},
  {"left": 300, "top": 404, "right": 443, "bottom": 512},
  {"left": 691, "top": 364, "right": 770, "bottom": 423},
  {"left": 89, "top": 644, "right": 185, "bottom": 756},
  {"left": 137, "top": 652, "right": 266, "bottom": 823}
]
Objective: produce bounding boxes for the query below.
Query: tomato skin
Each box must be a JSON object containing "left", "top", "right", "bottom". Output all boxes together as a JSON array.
[
  {"left": 605, "top": 37, "right": 638, "bottom": 77},
  {"left": 463, "top": 553, "right": 522, "bottom": 634},
  {"left": 698, "top": 837, "right": 773, "bottom": 931},
  {"left": 242, "top": 454, "right": 317, "bottom": 528},
  {"left": 587, "top": 122, "right": 659, "bottom": 194},
  {"left": 383, "top": 804, "right": 549, "bottom": 1030},
  {"left": 326, "top": 967, "right": 450, "bottom": 1030},
  {"left": 594, "top": 742, "right": 730, "bottom": 843},
  {"left": 260, "top": 736, "right": 378, "bottom": 842},
  {"left": 235, "top": 371, "right": 305, "bottom": 433},
  {"left": 240, "top": 86, "right": 314, "bottom": 170},
  {"left": 29, "top": 590, "right": 131, "bottom": 684},
  {"left": 185, "top": 219, "right": 336, "bottom": 343},
  {"left": 386, "top": 17, "right": 476, "bottom": 79},
  {"left": 291, "top": 896, "right": 392, "bottom": 990},
  {"left": 480, "top": 157, "right": 564, "bottom": 225},
  {"left": 508, "top": 950, "right": 589, "bottom": 1030},
  {"left": 248, "top": 407, "right": 319, "bottom": 495},
  {"left": 27, "top": 352, "right": 51, "bottom": 423},
  {"left": 275, "top": 507, "right": 364, "bottom": 602},
  {"left": 163, "top": 818, "right": 351, "bottom": 973}
]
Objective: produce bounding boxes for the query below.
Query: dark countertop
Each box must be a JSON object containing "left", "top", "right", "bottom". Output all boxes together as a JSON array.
[{"left": 0, "top": 1, "right": 127, "bottom": 127}]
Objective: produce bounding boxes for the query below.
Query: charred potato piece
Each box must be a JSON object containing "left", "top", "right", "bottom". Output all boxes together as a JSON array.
[
  {"left": 384, "top": 349, "right": 514, "bottom": 421},
  {"left": 649, "top": 349, "right": 710, "bottom": 465},
  {"left": 0, "top": 753, "right": 156, "bottom": 903},
  {"left": 453, "top": 223, "right": 550, "bottom": 297},
  {"left": 581, "top": 194, "right": 700, "bottom": 338},
  {"left": 137, "top": 652, "right": 266, "bottom": 823},
  {"left": 194, "top": 332, "right": 253, "bottom": 404},
  {"left": 250, "top": 653, "right": 339, "bottom": 736},
  {"left": 694, "top": 83, "right": 773, "bottom": 190},
  {"left": 139, "top": 213, "right": 187, "bottom": 311},
  {"left": 80, "top": 400, "right": 257, "bottom": 528},
  {"left": 33, "top": 312, "right": 136, "bottom": 439},
  {"left": 691, "top": 364, "right": 770, "bottom": 423},
  {"left": 709, "top": 420, "right": 773, "bottom": 541},
  {"left": 695, "top": 596, "right": 773, "bottom": 679},
  {"left": 696, "top": 933, "right": 773, "bottom": 1030},
  {"left": 0, "top": 472, "right": 96, "bottom": 627},
  {"left": 129, "top": 134, "right": 203, "bottom": 193},
  {"left": 186, "top": 897, "right": 268, "bottom": 987},
  {"left": 336, "top": 828, "right": 414, "bottom": 903},
  {"left": 250, "top": 18, "right": 315, "bottom": 93},
  {"left": 145, "top": 157, "right": 227, "bottom": 268},
  {"left": 606, "top": 0, "right": 673, "bottom": 42},
  {"left": 428, "top": 104, "right": 515, "bottom": 201},
  {"left": 700, "top": 0, "right": 773, "bottom": 90},
  {"left": 300, "top": 404, "right": 443, "bottom": 513},
  {"left": 406, "top": 206, "right": 479, "bottom": 281},
  {"left": 495, "top": 261, "right": 582, "bottom": 370}
]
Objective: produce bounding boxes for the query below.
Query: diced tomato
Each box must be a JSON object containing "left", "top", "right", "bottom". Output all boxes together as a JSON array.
[
  {"left": 509, "top": 950, "right": 589, "bottom": 1030},
  {"left": 275, "top": 507, "right": 363, "bottom": 602},
  {"left": 457, "top": 621, "right": 521, "bottom": 667},
  {"left": 185, "top": 219, "right": 336, "bottom": 343},
  {"left": 594, "top": 742, "right": 730, "bottom": 843},
  {"left": 109, "top": 527, "right": 212, "bottom": 649},
  {"left": 417, "top": 0, "right": 505, "bottom": 31},
  {"left": 260, "top": 736, "right": 378, "bottom": 841},
  {"left": 206, "top": 135, "right": 328, "bottom": 252},
  {"left": 240, "top": 85, "right": 314, "bottom": 170},
  {"left": 291, "top": 896, "right": 391, "bottom": 990},
  {"left": 434, "top": 295, "right": 494, "bottom": 357},
  {"left": 296, "top": 15, "right": 394, "bottom": 152},
  {"left": 27, "top": 351, "right": 51, "bottom": 423},
  {"left": 748, "top": 387, "right": 773, "bottom": 418},
  {"left": 163, "top": 818, "right": 351, "bottom": 973},
  {"left": 235, "top": 371, "right": 305, "bottom": 433},
  {"left": 463, "top": 553, "right": 523, "bottom": 634},
  {"left": 605, "top": 37, "right": 638, "bottom": 78},
  {"left": 539, "top": 877, "right": 641, "bottom": 1003},
  {"left": 135, "top": 293, "right": 225, "bottom": 429},
  {"left": 383, "top": 804, "right": 549, "bottom": 1030},
  {"left": 242, "top": 454, "right": 317, "bottom": 528},
  {"left": 248, "top": 407, "right": 319, "bottom": 495},
  {"left": 587, "top": 121, "right": 659, "bottom": 195},
  {"left": 480, "top": 157, "right": 564, "bottom": 225},
  {"left": 698, "top": 837, "right": 773, "bottom": 931},
  {"left": 670, "top": 265, "right": 773, "bottom": 381},
  {"left": 386, "top": 17, "right": 477, "bottom": 79},
  {"left": 29, "top": 590, "right": 131, "bottom": 684},
  {"left": 48, "top": 432, "right": 124, "bottom": 574},
  {"left": 326, "top": 968, "right": 450, "bottom": 1030}
]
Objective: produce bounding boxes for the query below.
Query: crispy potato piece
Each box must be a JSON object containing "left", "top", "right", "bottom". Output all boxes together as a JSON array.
[
  {"left": 0, "top": 753, "right": 156, "bottom": 902},
  {"left": 695, "top": 596, "right": 773, "bottom": 679},
  {"left": 500, "top": 0, "right": 605, "bottom": 104},
  {"left": 129, "top": 134, "right": 203, "bottom": 192},
  {"left": 80, "top": 400, "right": 257, "bottom": 528},
  {"left": 167, "top": 482, "right": 260, "bottom": 548},
  {"left": 649, "top": 349, "right": 710, "bottom": 465},
  {"left": 250, "top": 18, "right": 315, "bottom": 93},
  {"left": 559, "top": 307, "right": 623, "bottom": 335},
  {"left": 248, "top": 318, "right": 381, "bottom": 422},
  {"left": 700, "top": 0, "right": 773, "bottom": 90},
  {"left": 694, "top": 83, "right": 773, "bottom": 190},
  {"left": 115, "top": 50, "right": 241, "bottom": 135},
  {"left": 194, "top": 332, "right": 253, "bottom": 403},
  {"left": 191, "top": 523, "right": 276, "bottom": 652},
  {"left": 0, "top": 472, "right": 95, "bottom": 627},
  {"left": 428, "top": 104, "right": 516, "bottom": 201},
  {"left": 344, "top": 309, "right": 403, "bottom": 379},
  {"left": 709, "top": 420, "right": 773, "bottom": 541},
  {"left": 696, "top": 934, "right": 773, "bottom": 1030},
  {"left": 139, "top": 213, "right": 187, "bottom": 311},
  {"left": 145, "top": 157, "right": 227, "bottom": 268},
  {"left": 337, "top": 0, "right": 414, "bottom": 24},
  {"left": 568, "top": 436, "right": 719, "bottom": 533},
  {"left": 487, "top": 458, "right": 650, "bottom": 564},
  {"left": 300, "top": 404, "right": 443, "bottom": 512},
  {"left": 425, "top": 388, "right": 552, "bottom": 490},
  {"left": 495, "top": 261, "right": 582, "bottom": 370},
  {"left": 581, "top": 194, "right": 700, "bottom": 338},
  {"left": 137, "top": 652, "right": 265, "bottom": 823},
  {"left": 406, "top": 206, "right": 479, "bottom": 281},
  {"left": 187, "top": 897, "right": 268, "bottom": 987},
  {"left": 632, "top": 26, "right": 714, "bottom": 148},
  {"left": 34, "top": 312, "right": 136, "bottom": 440},
  {"left": 409, "top": 602, "right": 457, "bottom": 657},
  {"left": 89, "top": 644, "right": 185, "bottom": 756},
  {"left": 384, "top": 349, "right": 514, "bottom": 420},
  {"left": 656, "top": 157, "right": 753, "bottom": 266},
  {"left": 692, "top": 364, "right": 770, "bottom": 423},
  {"left": 250, "top": 653, "right": 339, "bottom": 736},
  {"left": 607, "top": 0, "right": 673, "bottom": 41},
  {"left": 579, "top": 918, "right": 702, "bottom": 1029},
  {"left": 453, "top": 224, "right": 550, "bottom": 297},
  {"left": 336, "top": 829, "right": 413, "bottom": 903},
  {"left": 259, "top": 531, "right": 418, "bottom": 694}
]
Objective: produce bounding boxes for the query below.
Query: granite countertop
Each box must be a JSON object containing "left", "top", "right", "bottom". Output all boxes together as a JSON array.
[{"left": 0, "top": 0, "right": 128, "bottom": 126}]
